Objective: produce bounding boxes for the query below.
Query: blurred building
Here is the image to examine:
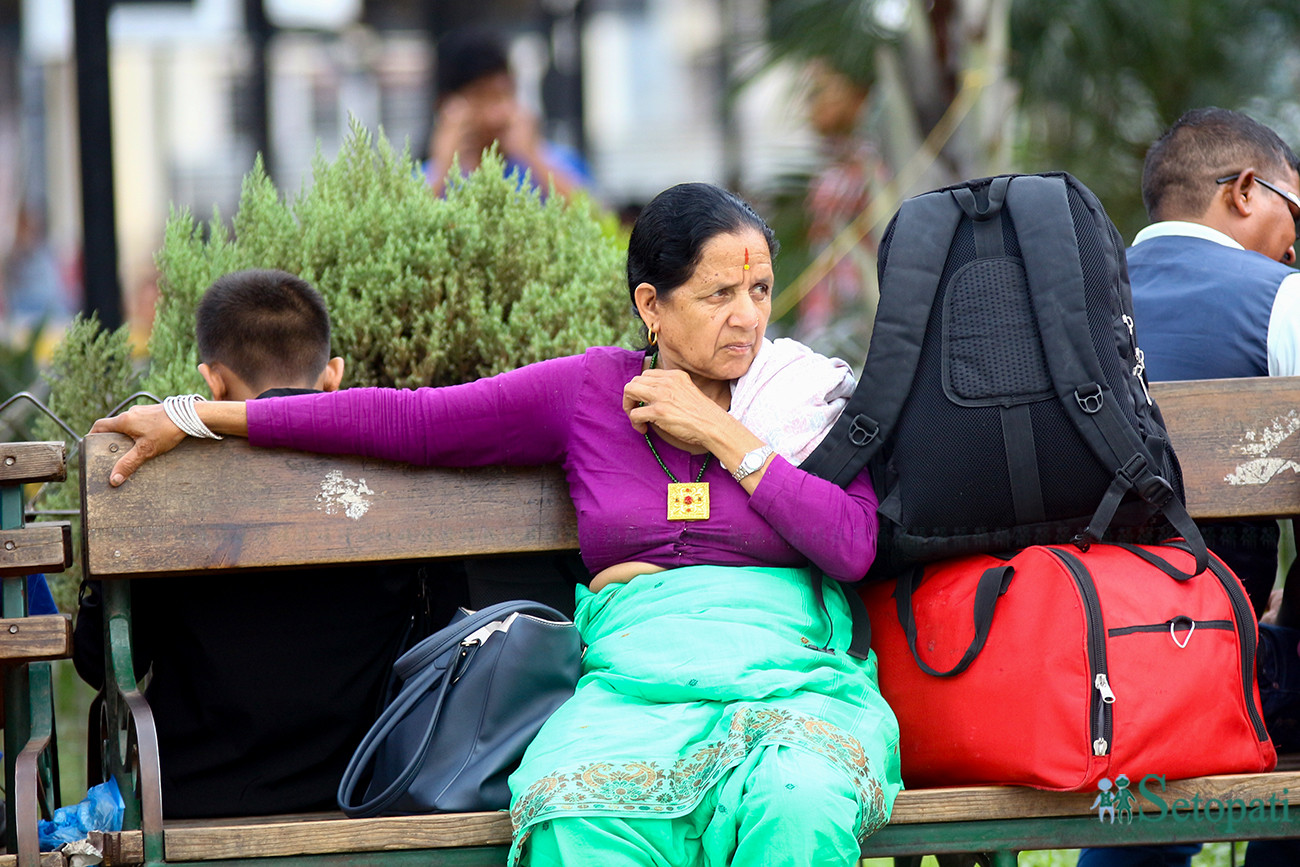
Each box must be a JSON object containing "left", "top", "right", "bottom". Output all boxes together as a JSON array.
[{"left": 4, "top": 0, "right": 818, "bottom": 330}]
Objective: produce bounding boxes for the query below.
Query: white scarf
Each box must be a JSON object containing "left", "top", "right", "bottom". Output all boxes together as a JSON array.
[{"left": 728, "top": 338, "right": 856, "bottom": 466}]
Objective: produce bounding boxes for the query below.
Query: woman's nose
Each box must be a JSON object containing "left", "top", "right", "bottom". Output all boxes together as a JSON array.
[{"left": 730, "top": 294, "right": 761, "bottom": 328}]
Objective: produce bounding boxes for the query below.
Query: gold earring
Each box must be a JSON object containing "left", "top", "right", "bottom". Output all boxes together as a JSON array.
[{"left": 647, "top": 326, "right": 657, "bottom": 346}]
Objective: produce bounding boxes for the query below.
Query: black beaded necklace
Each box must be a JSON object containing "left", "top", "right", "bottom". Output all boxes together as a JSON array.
[{"left": 643, "top": 352, "right": 712, "bottom": 520}]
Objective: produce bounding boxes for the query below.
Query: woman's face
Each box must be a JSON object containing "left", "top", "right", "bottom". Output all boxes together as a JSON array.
[{"left": 636, "top": 228, "right": 773, "bottom": 395}]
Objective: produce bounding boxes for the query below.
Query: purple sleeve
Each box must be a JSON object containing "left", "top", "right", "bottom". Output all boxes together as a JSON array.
[
  {"left": 246, "top": 354, "right": 585, "bottom": 467},
  {"left": 749, "top": 457, "right": 878, "bottom": 583}
]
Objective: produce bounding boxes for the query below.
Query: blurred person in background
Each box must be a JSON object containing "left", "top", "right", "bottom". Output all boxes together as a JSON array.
[
  {"left": 3, "top": 204, "right": 75, "bottom": 334},
  {"left": 423, "top": 27, "right": 591, "bottom": 200},
  {"left": 792, "top": 58, "right": 889, "bottom": 361}
]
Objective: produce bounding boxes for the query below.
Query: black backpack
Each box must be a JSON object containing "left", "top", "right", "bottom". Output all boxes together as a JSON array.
[{"left": 801, "top": 172, "right": 1207, "bottom": 576}]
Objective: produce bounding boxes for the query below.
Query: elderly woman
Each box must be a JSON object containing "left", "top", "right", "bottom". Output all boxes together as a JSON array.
[{"left": 94, "top": 183, "right": 901, "bottom": 866}]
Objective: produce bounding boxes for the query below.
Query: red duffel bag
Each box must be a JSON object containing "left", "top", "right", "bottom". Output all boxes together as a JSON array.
[{"left": 860, "top": 542, "right": 1276, "bottom": 791}]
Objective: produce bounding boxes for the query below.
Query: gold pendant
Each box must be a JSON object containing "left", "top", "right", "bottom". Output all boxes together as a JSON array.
[{"left": 667, "top": 482, "right": 710, "bottom": 521}]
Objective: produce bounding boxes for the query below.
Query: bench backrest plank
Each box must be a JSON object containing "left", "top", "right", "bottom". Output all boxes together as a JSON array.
[
  {"left": 0, "top": 442, "right": 66, "bottom": 485},
  {"left": 1151, "top": 376, "right": 1300, "bottom": 520},
  {"left": 82, "top": 376, "right": 1300, "bottom": 579},
  {"left": 82, "top": 434, "right": 577, "bottom": 579},
  {"left": 0, "top": 522, "right": 72, "bottom": 578},
  {"left": 0, "top": 615, "right": 73, "bottom": 662}
]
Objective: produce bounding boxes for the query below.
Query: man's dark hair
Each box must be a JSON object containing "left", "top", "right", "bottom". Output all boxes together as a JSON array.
[
  {"left": 627, "top": 183, "right": 779, "bottom": 310},
  {"left": 196, "top": 269, "right": 331, "bottom": 390},
  {"left": 1142, "top": 107, "right": 1300, "bottom": 221},
  {"left": 436, "top": 27, "right": 511, "bottom": 100}
]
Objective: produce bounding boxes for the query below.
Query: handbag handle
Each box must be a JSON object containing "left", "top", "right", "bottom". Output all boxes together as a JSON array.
[
  {"left": 394, "top": 601, "right": 572, "bottom": 680},
  {"left": 337, "top": 600, "right": 572, "bottom": 818},
  {"left": 337, "top": 636, "right": 465, "bottom": 817},
  {"left": 895, "top": 563, "right": 1015, "bottom": 678}
]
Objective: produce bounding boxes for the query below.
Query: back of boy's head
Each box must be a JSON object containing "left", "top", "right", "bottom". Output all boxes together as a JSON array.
[{"left": 196, "top": 269, "right": 331, "bottom": 392}]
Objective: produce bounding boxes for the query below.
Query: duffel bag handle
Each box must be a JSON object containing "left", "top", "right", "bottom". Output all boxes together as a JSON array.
[
  {"left": 896, "top": 564, "right": 1015, "bottom": 677},
  {"left": 1114, "top": 541, "right": 1200, "bottom": 582}
]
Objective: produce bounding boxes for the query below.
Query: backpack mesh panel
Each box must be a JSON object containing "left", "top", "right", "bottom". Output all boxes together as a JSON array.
[{"left": 945, "top": 258, "right": 1052, "bottom": 402}]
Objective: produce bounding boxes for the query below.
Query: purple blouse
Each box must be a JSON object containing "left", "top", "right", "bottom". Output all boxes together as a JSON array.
[{"left": 248, "top": 347, "right": 878, "bottom": 582}]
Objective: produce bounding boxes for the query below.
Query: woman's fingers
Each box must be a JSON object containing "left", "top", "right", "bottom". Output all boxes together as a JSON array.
[{"left": 89, "top": 405, "right": 186, "bottom": 486}]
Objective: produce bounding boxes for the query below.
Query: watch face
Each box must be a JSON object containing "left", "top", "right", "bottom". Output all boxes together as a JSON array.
[{"left": 742, "top": 452, "right": 762, "bottom": 472}]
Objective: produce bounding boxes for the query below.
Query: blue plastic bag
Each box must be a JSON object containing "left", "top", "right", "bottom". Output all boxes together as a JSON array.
[{"left": 37, "top": 777, "right": 124, "bottom": 851}]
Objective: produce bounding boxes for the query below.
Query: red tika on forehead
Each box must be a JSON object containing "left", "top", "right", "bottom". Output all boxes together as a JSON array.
[{"left": 744, "top": 248, "right": 750, "bottom": 270}]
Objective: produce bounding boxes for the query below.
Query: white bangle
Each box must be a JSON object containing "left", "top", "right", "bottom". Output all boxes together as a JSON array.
[{"left": 162, "top": 394, "right": 223, "bottom": 440}]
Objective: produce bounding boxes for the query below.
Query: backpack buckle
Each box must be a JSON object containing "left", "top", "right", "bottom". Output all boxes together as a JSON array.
[
  {"left": 1075, "top": 383, "right": 1104, "bottom": 414},
  {"left": 848, "top": 414, "right": 879, "bottom": 447}
]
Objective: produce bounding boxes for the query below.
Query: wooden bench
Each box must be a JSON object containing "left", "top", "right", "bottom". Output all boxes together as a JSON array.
[
  {"left": 1, "top": 442, "right": 75, "bottom": 867},
  {"left": 76, "top": 376, "right": 1300, "bottom": 866}
]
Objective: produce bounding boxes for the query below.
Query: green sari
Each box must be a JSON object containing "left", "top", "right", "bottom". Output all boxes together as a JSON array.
[{"left": 508, "top": 565, "right": 902, "bottom": 865}]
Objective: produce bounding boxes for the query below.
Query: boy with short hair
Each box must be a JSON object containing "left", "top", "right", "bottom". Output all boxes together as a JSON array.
[
  {"left": 194, "top": 269, "right": 344, "bottom": 401},
  {"left": 74, "top": 269, "right": 457, "bottom": 817}
]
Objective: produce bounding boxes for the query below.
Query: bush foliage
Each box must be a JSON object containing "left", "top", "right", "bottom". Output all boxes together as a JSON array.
[
  {"left": 144, "top": 121, "right": 637, "bottom": 397},
  {"left": 36, "top": 122, "right": 636, "bottom": 606}
]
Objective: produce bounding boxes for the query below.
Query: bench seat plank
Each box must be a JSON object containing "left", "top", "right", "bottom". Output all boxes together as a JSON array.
[
  {"left": 81, "top": 435, "right": 577, "bottom": 578},
  {"left": 0, "top": 614, "right": 72, "bottom": 661},
  {"left": 1151, "top": 376, "right": 1300, "bottom": 520},
  {"left": 0, "top": 853, "right": 66, "bottom": 867},
  {"left": 0, "top": 522, "right": 72, "bottom": 577},
  {"left": 91, "top": 771, "right": 1300, "bottom": 864},
  {"left": 0, "top": 442, "right": 66, "bottom": 486},
  {"left": 94, "top": 813, "right": 513, "bottom": 865}
]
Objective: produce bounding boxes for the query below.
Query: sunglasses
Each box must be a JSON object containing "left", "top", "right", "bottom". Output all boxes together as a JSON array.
[{"left": 1216, "top": 173, "right": 1300, "bottom": 234}]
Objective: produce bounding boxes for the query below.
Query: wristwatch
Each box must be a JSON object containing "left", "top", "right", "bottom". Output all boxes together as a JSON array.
[{"left": 731, "top": 445, "right": 774, "bottom": 481}]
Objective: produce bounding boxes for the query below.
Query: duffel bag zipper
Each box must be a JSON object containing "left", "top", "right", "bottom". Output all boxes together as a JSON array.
[
  {"left": 1047, "top": 547, "right": 1113, "bottom": 756},
  {"left": 1108, "top": 618, "right": 1233, "bottom": 638},
  {"left": 1157, "top": 541, "right": 1269, "bottom": 742}
]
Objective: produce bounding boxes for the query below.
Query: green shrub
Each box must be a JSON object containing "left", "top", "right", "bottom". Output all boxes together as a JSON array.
[
  {"left": 36, "top": 121, "right": 637, "bottom": 605},
  {"left": 142, "top": 121, "right": 637, "bottom": 398}
]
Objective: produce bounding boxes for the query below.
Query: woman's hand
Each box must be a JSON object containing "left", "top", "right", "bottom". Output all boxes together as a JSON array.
[
  {"left": 622, "top": 368, "right": 732, "bottom": 447},
  {"left": 90, "top": 399, "right": 249, "bottom": 486},
  {"left": 90, "top": 404, "right": 187, "bottom": 487},
  {"left": 623, "top": 368, "right": 772, "bottom": 491}
]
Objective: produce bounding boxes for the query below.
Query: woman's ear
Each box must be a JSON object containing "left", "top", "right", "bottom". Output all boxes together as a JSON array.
[{"left": 633, "top": 282, "right": 659, "bottom": 331}]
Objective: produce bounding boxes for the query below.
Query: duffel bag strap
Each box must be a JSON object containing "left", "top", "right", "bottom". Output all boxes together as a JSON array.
[
  {"left": 1076, "top": 448, "right": 1207, "bottom": 578},
  {"left": 810, "top": 570, "right": 873, "bottom": 660},
  {"left": 896, "top": 563, "right": 1015, "bottom": 677}
]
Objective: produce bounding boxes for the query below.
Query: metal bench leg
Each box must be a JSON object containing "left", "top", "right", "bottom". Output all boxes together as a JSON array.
[{"left": 989, "top": 851, "right": 1018, "bottom": 867}]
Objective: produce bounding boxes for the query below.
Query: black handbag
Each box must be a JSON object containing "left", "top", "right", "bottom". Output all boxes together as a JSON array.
[{"left": 337, "top": 600, "right": 582, "bottom": 817}]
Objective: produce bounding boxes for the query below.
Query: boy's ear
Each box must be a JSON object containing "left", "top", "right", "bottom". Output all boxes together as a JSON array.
[
  {"left": 197, "top": 363, "right": 226, "bottom": 401},
  {"left": 316, "top": 357, "right": 345, "bottom": 392}
]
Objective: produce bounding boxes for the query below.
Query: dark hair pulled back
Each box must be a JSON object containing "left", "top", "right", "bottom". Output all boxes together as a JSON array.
[{"left": 626, "top": 183, "right": 778, "bottom": 312}]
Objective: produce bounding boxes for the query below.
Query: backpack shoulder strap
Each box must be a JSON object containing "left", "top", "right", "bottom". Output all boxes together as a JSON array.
[
  {"left": 1006, "top": 174, "right": 1207, "bottom": 573},
  {"left": 800, "top": 187, "right": 965, "bottom": 487}
]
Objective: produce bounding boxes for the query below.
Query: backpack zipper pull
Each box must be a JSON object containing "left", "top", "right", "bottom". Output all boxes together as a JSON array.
[
  {"left": 1122, "top": 315, "right": 1153, "bottom": 405},
  {"left": 1095, "top": 672, "right": 1116, "bottom": 703}
]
